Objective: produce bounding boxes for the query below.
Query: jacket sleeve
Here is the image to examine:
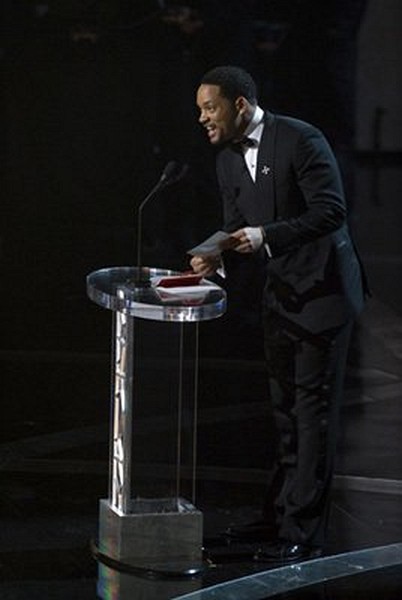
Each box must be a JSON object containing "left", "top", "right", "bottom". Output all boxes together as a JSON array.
[{"left": 262, "top": 125, "right": 347, "bottom": 257}]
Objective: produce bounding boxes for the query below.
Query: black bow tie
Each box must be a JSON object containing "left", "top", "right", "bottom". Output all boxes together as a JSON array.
[
  {"left": 230, "top": 137, "right": 258, "bottom": 154},
  {"left": 231, "top": 137, "right": 257, "bottom": 151},
  {"left": 242, "top": 137, "right": 257, "bottom": 147}
]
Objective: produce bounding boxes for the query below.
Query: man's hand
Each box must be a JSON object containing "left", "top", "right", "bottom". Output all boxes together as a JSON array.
[
  {"left": 230, "top": 227, "right": 264, "bottom": 253},
  {"left": 190, "top": 254, "right": 221, "bottom": 277}
]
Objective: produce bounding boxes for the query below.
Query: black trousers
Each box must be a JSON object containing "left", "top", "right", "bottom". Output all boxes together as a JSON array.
[{"left": 263, "top": 313, "right": 354, "bottom": 547}]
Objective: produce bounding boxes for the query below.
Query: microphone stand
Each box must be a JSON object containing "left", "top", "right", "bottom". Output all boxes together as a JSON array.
[
  {"left": 136, "top": 180, "right": 164, "bottom": 286},
  {"left": 135, "top": 162, "right": 180, "bottom": 287}
]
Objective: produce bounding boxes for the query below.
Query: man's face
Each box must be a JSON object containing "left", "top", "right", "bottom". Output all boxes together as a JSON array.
[{"left": 196, "top": 84, "right": 243, "bottom": 145}]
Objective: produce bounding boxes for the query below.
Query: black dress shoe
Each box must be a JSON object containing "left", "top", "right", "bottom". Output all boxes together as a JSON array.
[
  {"left": 254, "top": 542, "right": 322, "bottom": 563},
  {"left": 222, "top": 520, "right": 276, "bottom": 543}
]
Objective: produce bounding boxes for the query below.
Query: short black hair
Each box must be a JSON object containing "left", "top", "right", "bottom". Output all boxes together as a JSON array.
[{"left": 200, "top": 66, "right": 257, "bottom": 104}]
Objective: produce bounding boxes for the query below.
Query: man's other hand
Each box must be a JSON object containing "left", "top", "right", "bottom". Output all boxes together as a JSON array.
[{"left": 231, "top": 227, "right": 264, "bottom": 253}]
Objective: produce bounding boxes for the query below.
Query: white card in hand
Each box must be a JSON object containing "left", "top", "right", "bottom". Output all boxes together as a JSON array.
[{"left": 187, "top": 231, "right": 239, "bottom": 256}]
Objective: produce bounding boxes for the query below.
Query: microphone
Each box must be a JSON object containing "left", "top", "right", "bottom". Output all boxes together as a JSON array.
[
  {"left": 136, "top": 161, "right": 188, "bottom": 284},
  {"left": 158, "top": 160, "right": 179, "bottom": 185}
]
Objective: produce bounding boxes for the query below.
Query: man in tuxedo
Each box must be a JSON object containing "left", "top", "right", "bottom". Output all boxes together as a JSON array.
[{"left": 191, "top": 65, "right": 366, "bottom": 562}]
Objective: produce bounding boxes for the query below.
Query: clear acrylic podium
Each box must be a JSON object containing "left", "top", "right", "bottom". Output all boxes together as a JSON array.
[{"left": 86, "top": 266, "right": 226, "bottom": 580}]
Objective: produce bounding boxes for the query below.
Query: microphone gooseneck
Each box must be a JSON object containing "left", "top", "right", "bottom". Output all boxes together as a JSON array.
[{"left": 135, "top": 161, "right": 188, "bottom": 284}]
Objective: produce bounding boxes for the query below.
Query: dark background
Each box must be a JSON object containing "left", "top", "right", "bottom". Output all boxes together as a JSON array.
[{"left": 1, "top": 0, "right": 369, "bottom": 355}]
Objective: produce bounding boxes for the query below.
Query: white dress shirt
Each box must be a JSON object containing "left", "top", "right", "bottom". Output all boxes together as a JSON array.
[
  {"left": 242, "top": 105, "right": 264, "bottom": 182},
  {"left": 240, "top": 106, "right": 272, "bottom": 257}
]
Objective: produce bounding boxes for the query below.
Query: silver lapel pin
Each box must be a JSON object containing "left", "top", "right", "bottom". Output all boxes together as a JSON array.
[{"left": 261, "top": 165, "right": 271, "bottom": 175}]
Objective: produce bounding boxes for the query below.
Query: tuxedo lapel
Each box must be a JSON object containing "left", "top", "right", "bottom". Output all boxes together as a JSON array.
[{"left": 256, "top": 112, "right": 277, "bottom": 221}]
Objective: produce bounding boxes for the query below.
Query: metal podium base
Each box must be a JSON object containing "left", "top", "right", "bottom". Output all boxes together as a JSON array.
[{"left": 98, "top": 498, "right": 203, "bottom": 571}]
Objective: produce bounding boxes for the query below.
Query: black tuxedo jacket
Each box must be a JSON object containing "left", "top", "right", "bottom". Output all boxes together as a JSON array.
[{"left": 216, "top": 112, "right": 365, "bottom": 334}]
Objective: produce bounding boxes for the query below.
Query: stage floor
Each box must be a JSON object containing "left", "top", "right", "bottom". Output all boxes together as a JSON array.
[{"left": 1, "top": 293, "right": 402, "bottom": 599}]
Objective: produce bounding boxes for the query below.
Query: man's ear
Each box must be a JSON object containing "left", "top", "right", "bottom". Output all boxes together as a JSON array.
[{"left": 235, "top": 96, "right": 248, "bottom": 115}]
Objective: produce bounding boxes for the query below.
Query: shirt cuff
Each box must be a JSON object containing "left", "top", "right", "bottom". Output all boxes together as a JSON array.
[
  {"left": 243, "top": 226, "right": 272, "bottom": 258},
  {"left": 244, "top": 226, "right": 264, "bottom": 251}
]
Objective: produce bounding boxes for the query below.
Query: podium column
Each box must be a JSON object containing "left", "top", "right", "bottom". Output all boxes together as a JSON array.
[{"left": 110, "top": 306, "right": 134, "bottom": 515}]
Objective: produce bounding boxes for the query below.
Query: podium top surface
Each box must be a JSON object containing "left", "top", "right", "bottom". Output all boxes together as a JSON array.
[{"left": 86, "top": 266, "right": 226, "bottom": 322}]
